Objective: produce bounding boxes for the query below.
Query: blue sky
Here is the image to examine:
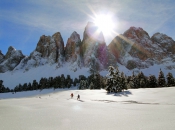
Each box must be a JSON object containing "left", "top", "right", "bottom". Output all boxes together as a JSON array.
[{"left": 0, "top": 0, "right": 175, "bottom": 55}]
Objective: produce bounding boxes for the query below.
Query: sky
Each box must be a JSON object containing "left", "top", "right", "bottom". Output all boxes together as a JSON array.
[{"left": 0, "top": 0, "right": 175, "bottom": 55}]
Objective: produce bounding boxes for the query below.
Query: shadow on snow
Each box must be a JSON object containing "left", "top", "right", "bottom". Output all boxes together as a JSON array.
[{"left": 106, "top": 90, "right": 132, "bottom": 97}]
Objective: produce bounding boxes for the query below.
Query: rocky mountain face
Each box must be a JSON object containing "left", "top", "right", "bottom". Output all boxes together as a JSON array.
[
  {"left": 0, "top": 46, "right": 25, "bottom": 73},
  {"left": 35, "top": 32, "right": 65, "bottom": 64},
  {"left": 108, "top": 27, "right": 175, "bottom": 70},
  {"left": 0, "top": 50, "right": 4, "bottom": 64},
  {"left": 65, "top": 31, "right": 82, "bottom": 71},
  {"left": 0, "top": 23, "right": 175, "bottom": 73},
  {"left": 14, "top": 32, "right": 65, "bottom": 72},
  {"left": 81, "top": 22, "right": 116, "bottom": 71}
]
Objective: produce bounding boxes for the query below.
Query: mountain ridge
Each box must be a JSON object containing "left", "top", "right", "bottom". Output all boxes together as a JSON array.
[{"left": 0, "top": 23, "right": 175, "bottom": 74}]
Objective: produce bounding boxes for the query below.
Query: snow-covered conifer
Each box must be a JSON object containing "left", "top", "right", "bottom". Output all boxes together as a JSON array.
[
  {"left": 137, "top": 71, "right": 147, "bottom": 88},
  {"left": 166, "top": 72, "right": 174, "bottom": 87},
  {"left": 105, "top": 66, "right": 125, "bottom": 93},
  {"left": 148, "top": 75, "right": 157, "bottom": 88},
  {"left": 157, "top": 69, "right": 166, "bottom": 87},
  {"left": 79, "top": 80, "right": 88, "bottom": 90}
]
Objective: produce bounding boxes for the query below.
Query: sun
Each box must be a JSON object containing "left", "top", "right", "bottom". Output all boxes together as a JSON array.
[{"left": 94, "top": 14, "right": 115, "bottom": 36}]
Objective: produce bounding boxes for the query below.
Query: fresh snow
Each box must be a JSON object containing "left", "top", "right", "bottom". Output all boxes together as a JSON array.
[
  {"left": 0, "top": 64, "right": 90, "bottom": 89},
  {"left": 1, "top": 87, "right": 175, "bottom": 130},
  {"left": 0, "top": 61, "right": 174, "bottom": 89}
]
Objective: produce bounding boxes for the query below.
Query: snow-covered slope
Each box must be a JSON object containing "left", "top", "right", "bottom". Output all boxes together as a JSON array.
[
  {"left": 0, "top": 62, "right": 174, "bottom": 89},
  {"left": 1, "top": 88, "right": 175, "bottom": 130},
  {"left": 0, "top": 64, "right": 91, "bottom": 89}
]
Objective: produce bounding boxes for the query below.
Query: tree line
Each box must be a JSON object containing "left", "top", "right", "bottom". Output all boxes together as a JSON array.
[{"left": 0, "top": 66, "right": 175, "bottom": 93}]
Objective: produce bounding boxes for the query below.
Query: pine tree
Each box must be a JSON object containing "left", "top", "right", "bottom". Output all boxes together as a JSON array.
[
  {"left": 18, "top": 84, "right": 22, "bottom": 92},
  {"left": 27, "top": 82, "right": 32, "bottom": 91},
  {"left": 61, "top": 74, "right": 65, "bottom": 88},
  {"left": 53, "top": 76, "right": 61, "bottom": 89},
  {"left": 157, "top": 69, "right": 166, "bottom": 87},
  {"left": 87, "top": 73, "right": 101, "bottom": 89},
  {"left": 65, "top": 75, "right": 72, "bottom": 88},
  {"left": 0, "top": 80, "right": 5, "bottom": 93},
  {"left": 166, "top": 72, "right": 174, "bottom": 87},
  {"left": 48, "top": 77, "right": 54, "bottom": 88},
  {"left": 4, "top": 87, "right": 10, "bottom": 93},
  {"left": 148, "top": 75, "right": 157, "bottom": 88},
  {"left": 79, "top": 80, "right": 88, "bottom": 90},
  {"left": 89, "top": 82, "right": 94, "bottom": 89},
  {"left": 22, "top": 83, "right": 28, "bottom": 91},
  {"left": 137, "top": 71, "right": 147, "bottom": 88},
  {"left": 32, "top": 80, "right": 38, "bottom": 90},
  {"left": 120, "top": 72, "right": 127, "bottom": 90},
  {"left": 127, "top": 72, "right": 139, "bottom": 89},
  {"left": 73, "top": 78, "right": 79, "bottom": 86},
  {"left": 39, "top": 78, "right": 44, "bottom": 90},
  {"left": 105, "top": 66, "right": 125, "bottom": 93}
]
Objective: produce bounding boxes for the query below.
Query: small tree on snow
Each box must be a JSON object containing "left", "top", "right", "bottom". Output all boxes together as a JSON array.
[
  {"left": 166, "top": 72, "right": 174, "bottom": 87},
  {"left": 105, "top": 66, "right": 126, "bottom": 93},
  {"left": 127, "top": 72, "right": 139, "bottom": 89},
  {"left": 137, "top": 71, "right": 147, "bottom": 88},
  {"left": 79, "top": 80, "right": 88, "bottom": 90},
  {"left": 148, "top": 75, "right": 157, "bottom": 88},
  {"left": 157, "top": 69, "right": 166, "bottom": 87}
]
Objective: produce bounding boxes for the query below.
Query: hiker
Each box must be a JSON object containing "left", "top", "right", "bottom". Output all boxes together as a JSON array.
[
  {"left": 70, "top": 93, "right": 74, "bottom": 98},
  {"left": 77, "top": 94, "right": 80, "bottom": 100}
]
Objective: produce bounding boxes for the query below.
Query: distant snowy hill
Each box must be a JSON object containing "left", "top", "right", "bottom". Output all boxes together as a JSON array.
[{"left": 0, "top": 23, "right": 175, "bottom": 88}]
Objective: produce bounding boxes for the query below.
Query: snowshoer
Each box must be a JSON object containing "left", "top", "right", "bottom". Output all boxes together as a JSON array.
[
  {"left": 70, "top": 93, "right": 74, "bottom": 98},
  {"left": 77, "top": 94, "right": 80, "bottom": 100}
]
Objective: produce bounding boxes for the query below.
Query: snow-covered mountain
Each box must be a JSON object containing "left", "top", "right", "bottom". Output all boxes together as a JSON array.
[
  {"left": 108, "top": 27, "right": 175, "bottom": 70},
  {"left": 0, "top": 23, "right": 175, "bottom": 88},
  {"left": 0, "top": 46, "right": 24, "bottom": 73},
  {"left": 65, "top": 31, "right": 82, "bottom": 72},
  {"left": 0, "top": 22, "right": 117, "bottom": 74},
  {"left": 81, "top": 22, "right": 116, "bottom": 71}
]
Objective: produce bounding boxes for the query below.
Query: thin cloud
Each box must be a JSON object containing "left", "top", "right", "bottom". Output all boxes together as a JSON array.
[{"left": 0, "top": 0, "right": 175, "bottom": 43}]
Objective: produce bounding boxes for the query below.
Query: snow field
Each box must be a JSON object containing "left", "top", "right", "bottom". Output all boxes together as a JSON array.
[{"left": 1, "top": 87, "right": 175, "bottom": 130}]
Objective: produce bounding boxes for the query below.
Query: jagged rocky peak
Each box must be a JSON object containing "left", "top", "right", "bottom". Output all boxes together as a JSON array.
[
  {"left": 65, "top": 31, "right": 81, "bottom": 62},
  {"left": 35, "top": 32, "right": 64, "bottom": 64},
  {"left": 83, "top": 22, "right": 105, "bottom": 43},
  {"left": 81, "top": 22, "right": 116, "bottom": 70},
  {"left": 70, "top": 31, "right": 81, "bottom": 44},
  {"left": 151, "top": 33, "right": 175, "bottom": 54},
  {"left": 0, "top": 46, "right": 25, "bottom": 73},
  {"left": 108, "top": 27, "right": 154, "bottom": 69},
  {"left": 123, "top": 27, "right": 150, "bottom": 39},
  {"left": 5, "top": 46, "right": 16, "bottom": 59},
  {"left": 108, "top": 26, "right": 175, "bottom": 70},
  {"left": 5, "top": 46, "right": 24, "bottom": 60},
  {"left": 123, "top": 26, "right": 152, "bottom": 47},
  {"left": 65, "top": 31, "right": 82, "bottom": 71},
  {"left": 0, "top": 50, "right": 4, "bottom": 63}
]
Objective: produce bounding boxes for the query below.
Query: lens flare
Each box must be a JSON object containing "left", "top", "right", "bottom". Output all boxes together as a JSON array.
[{"left": 94, "top": 14, "right": 115, "bottom": 36}]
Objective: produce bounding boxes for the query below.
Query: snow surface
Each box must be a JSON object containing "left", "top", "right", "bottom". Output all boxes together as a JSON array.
[
  {"left": 0, "top": 62, "right": 174, "bottom": 89},
  {"left": 0, "top": 64, "right": 90, "bottom": 89},
  {"left": 1, "top": 87, "right": 175, "bottom": 130}
]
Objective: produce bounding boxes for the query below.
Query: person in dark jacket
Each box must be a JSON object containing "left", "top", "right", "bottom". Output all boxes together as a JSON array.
[{"left": 77, "top": 94, "right": 80, "bottom": 100}]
